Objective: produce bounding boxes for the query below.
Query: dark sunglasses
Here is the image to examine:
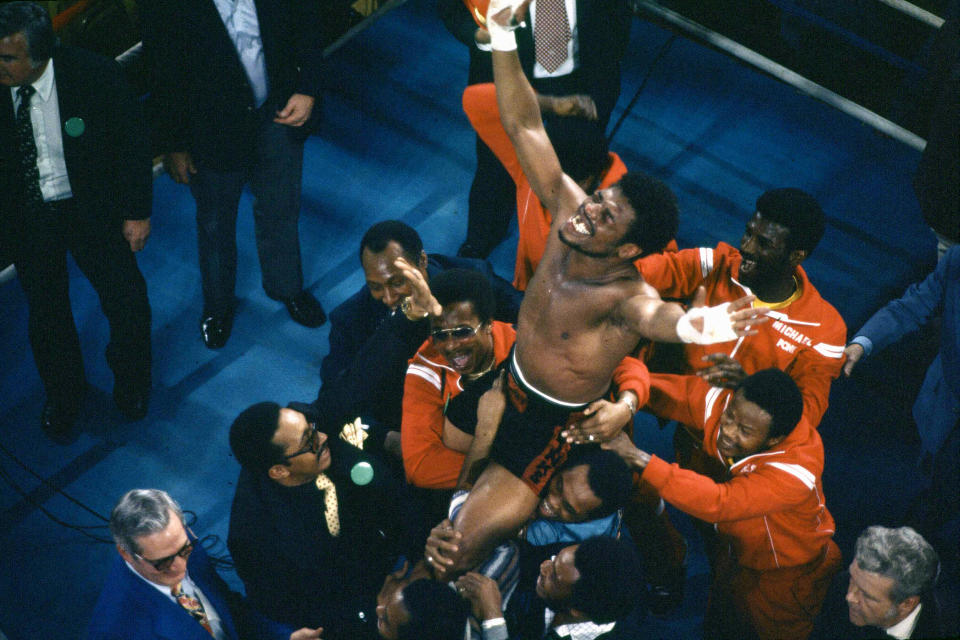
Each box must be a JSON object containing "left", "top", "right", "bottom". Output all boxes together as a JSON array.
[
  {"left": 136, "top": 537, "right": 194, "bottom": 572},
  {"left": 430, "top": 323, "right": 482, "bottom": 343},
  {"left": 284, "top": 422, "right": 323, "bottom": 460}
]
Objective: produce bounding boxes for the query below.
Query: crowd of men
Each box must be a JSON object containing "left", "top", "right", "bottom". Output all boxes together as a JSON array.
[{"left": 1, "top": 0, "right": 956, "bottom": 638}]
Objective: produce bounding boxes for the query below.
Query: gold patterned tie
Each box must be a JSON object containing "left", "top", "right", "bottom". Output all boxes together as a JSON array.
[
  {"left": 171, "top": 582, "right": 214, "bottom": 636},
  {"left": 534, "top": 0, "right": 571, "bottom": 73},
  {"left": 315, "top": 473, "right": 340, "bottom": 537}
]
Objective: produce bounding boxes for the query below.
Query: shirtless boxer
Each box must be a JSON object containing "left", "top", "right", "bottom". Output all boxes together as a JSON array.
[{"left": 401, "top": 0, "right": 768, "bottom": 578}]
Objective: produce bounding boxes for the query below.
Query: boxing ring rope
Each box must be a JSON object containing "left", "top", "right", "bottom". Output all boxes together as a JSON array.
[
  {"left": 875, "top": 0, "right": 945, "bottom": 28},
  {"left": 323, "top": 0, "right": 410, "bottom": 57},
  {"left": 630, "top": 0, "right": 946, "bottom": 152},
  {"left": 765, "top": 0, "right": 926, "bottom": 74}
]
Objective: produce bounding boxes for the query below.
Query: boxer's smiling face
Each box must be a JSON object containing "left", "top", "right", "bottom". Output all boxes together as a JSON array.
[{"left": 560, "top": 187, "right": 639, "bottom": 259}]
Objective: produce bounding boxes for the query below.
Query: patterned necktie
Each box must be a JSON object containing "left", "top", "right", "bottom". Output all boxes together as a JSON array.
[
  {"left": 14, "top": 85, "right": 45, "bottom": 210},
  {"left": 534, "top": 0, "right": 571, "bottom": 73},
  {"left": 315, "top": 473, "right": 340, "bottom": 537},
  {"left": 171, "top": 582, "right": 214, "bottom": 636}
]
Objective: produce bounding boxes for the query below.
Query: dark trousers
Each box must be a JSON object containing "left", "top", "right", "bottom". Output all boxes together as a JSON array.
[
  {"left": 463, "top": 134, "right": 516, "bottom": 258},
  {"left": 15, "top": 199, "right": 151, "bottom": 408},
  {"left": 190, "top": 114, "right": 305, "bottom": 316}
]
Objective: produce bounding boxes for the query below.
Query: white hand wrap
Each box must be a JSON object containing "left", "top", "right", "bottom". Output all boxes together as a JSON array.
[
  {"left": 676, "top": 302, "right": 739, "bottom": 344},
  {"left": 486, "top": 0, "right": 525, "bottom": 50}
]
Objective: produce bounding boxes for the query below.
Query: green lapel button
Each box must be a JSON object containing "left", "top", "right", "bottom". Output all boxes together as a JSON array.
[
  {"left": 350, "top": 461, "right": 374, "bottom": 486},
  {"left": 64, "top": 117, "right": 85, "bottom": 137}
]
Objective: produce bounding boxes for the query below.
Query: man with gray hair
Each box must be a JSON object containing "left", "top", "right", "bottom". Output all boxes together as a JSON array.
[
  {"left": 0, "top": 1, "right": 153, "bottom": 440},
  {"left": 88, "top": 489, "right": 322, "bottom": 639},
  {"left": 843, "top": 526, "right": 943, "bottom": 639}
]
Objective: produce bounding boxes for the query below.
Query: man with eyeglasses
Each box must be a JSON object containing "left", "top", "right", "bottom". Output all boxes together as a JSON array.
[
  {"left": 228, "top": 402, "right": 401, "bottom": 639},
  {"left": 401, "top": 268, "right": 516, "bottom": 492},
  {"left": 87, "top": 488, "right": 323, "bottom": 639}
]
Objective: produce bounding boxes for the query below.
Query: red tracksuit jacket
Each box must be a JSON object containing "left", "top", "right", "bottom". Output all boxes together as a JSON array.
[
  {"left": 638, "top": 242, "right": 846, "bottom": 427},
  {"left": 643, "top": 373, "right": 836, "bottom": 571}
]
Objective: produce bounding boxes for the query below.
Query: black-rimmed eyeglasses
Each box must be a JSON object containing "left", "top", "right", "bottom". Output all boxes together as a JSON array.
[{"left": 284, "top": 423, "right": 322, "bottom": 460}]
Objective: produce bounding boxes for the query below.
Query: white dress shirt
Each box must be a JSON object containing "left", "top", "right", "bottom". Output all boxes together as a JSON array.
[
  {"left": 543, "top": 607, "right": 616, "bottom": 639},
  {"left": 212, "top": 0, "right": 270, "bottom": 107},
  {"left": 9, "top": 58, "right": 73, "bottom": 202},
  {"left": 885, "top": 602, "right": 922, "bottom": 640}
]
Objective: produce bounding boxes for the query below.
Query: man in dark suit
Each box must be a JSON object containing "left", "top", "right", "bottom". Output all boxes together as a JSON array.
[
  {"left": 815, "top": 526, "right": 946, "bottom": 640},
  {"left": 514, "top": 0, "right": 632, "bottom": 131},
  {"left": 316, "top": 219, "right": 522, "bottom": 459},
  {"left": 139, "top": 0, "right": 327, "bottom": 350},
  {"left": 0, "top": 2, "right": 152, "bottom": 440},
  {"left": 455, "top": 535, "right": 645, "bottom": 640},
  {"left": 228, "top": 402, "right": 402, "bottom": 640}
]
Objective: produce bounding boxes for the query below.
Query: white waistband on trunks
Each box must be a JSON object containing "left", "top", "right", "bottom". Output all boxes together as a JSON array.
[{"left": 510, "top": 349, "right": 590, "bottom": 409}]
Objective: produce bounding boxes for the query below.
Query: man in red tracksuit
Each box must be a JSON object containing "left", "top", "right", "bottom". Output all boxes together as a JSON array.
[
  {"left": 401, "top": 275, "right": 516, "bottom": 489},
  {"left": 604, "top": 369, "right": 841, "bottom": 639},
  {"left": 603, "top": 189, "right": 845, "bottom": 615},
  {"left": 637, "top": 188, "right": 846, "bottom": 429}
]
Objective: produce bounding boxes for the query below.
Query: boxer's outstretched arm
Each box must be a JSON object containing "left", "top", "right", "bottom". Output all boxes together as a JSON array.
[{"left": 622, "top": 285, "right": 769, "bottom": 344}]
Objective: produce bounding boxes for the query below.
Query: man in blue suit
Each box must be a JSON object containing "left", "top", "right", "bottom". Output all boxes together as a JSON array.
[
  {"left": 87, "top": 488, "right": 322, "bottom": 640},
  {"left": 844, "top": 245, "right": 960, "bottom": 565}
]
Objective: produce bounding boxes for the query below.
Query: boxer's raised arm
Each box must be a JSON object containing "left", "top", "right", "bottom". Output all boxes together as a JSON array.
[{"left": 489, "top": 1, "right": 581, "bottom": 220}]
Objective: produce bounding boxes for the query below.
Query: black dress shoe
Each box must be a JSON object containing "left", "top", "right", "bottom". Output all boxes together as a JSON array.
[
  {"left": 114, "top": 382, "right": 150, "bottom": 421},
  {"left": 456, "top": 242, "right": 488, "bottom": 259},
  {"left": 41, "top": 401, "right": 79, "bottom": 445},
  {"left": 648, "top": 565, "right": 686, "bottom": 617},
  {"left": 284, "top": 290, "right": 326, "bottom": 327},
  {"left": 201, "top": 313, "right": 234, "bottom": 349}
]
